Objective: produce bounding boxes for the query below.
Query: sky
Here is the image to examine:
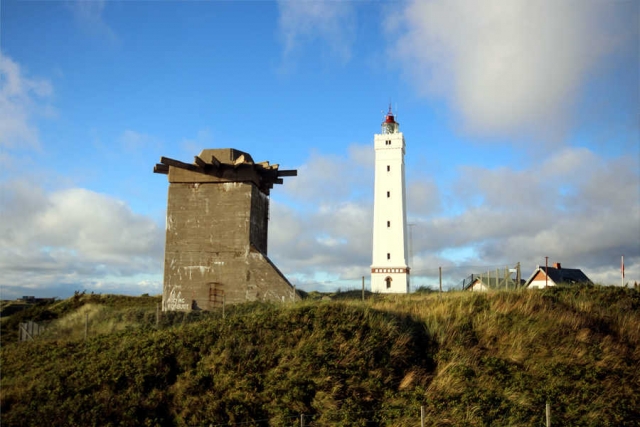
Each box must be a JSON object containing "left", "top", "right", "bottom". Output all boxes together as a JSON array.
[{"left": 1, "top": 0, "right": 638, "bottom": 299}]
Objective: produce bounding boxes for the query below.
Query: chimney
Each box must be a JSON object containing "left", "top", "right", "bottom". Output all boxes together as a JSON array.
[{"left": 553, "top": 262, "right": 561, "bottom": 269}]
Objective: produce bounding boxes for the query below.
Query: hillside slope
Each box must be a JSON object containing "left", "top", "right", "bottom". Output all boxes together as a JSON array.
[{"left": 1, "top": 286, "right": 638, "bottom": 426}]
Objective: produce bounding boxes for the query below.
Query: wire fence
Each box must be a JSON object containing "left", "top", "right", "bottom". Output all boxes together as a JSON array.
[
  {"left": 195, "top": 403, "right": 555, "bottom": 427},
  {"left": 291, "top": 262, "right": 524, "bottom": 294}
]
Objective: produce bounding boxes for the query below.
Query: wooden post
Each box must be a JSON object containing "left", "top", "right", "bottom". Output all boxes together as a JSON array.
[
  {"left": 517, "top": 262, "right": 521, "bottom": 287},
  {"left": 421, "top": 405, "right": 425, "bottom": 427},
  {"left": 439, "top": 266, "right": 442, "bottom": 298},
  {"left": 156, "top": 302, "right": 160, "bottom": 327},
  {"left": 362, "top": 276, "right": 365, "bottom": 302},
  {"left": 84, "top": 312, "right": 89, "bottom": 340},
  {"left": 546, "top": 401, "right": 551, "bottom": 426},
  {"left": 545, "top": 256, "right": 549, "bottom": 288},
  {"left": 293, "top": 284, "right": 296, "bottom": 302},
  {"left": 300, "top": 414, "right": 305, "bottom": 427},
  {"left": 19, "top": 323, "right": 34, "bottom": 342}
]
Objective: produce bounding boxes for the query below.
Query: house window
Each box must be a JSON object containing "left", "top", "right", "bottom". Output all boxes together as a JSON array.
[
  {"left": 387, "top": 221, "right": 390, "bottom": 227},
  {"left": 387, "top": 253, "right": 390, "bottom": 260},
  {"left": 387, "top": 165, "right": 390, "bottom": 172},
  {"left": 385, "top": 277, "right": 392, "bottom": 289},
  {"left": 387, "top": 191, "right": 390, "bottom": 198}
]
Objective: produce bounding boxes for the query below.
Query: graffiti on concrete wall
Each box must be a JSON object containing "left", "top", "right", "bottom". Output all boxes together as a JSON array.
[{"left": 165, "top": 288, "right": 190, "bottom": 311}]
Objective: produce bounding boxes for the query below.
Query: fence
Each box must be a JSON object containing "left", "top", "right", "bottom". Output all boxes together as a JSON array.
[
  {"left": 459, "top": 262, "right": 522, "bottom": 291},
  {"left": 19, "top": 320, "right": 46, "bottom": 342},
  {"left": 204, "top": 402, "right": 554, "bottom": 427}
]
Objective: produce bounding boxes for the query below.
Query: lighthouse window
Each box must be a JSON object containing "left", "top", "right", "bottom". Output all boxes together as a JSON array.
[
  {"left": 387, "top": 165, "right": 390, "bottom": 172},
  {"left": 387, "top": 191, "right": 390, "bottom": 198},
  {"left": 387, "top": 221, "right": 390, "bottom": 227},
  {"left": 387, "top": 253, "right": 390, "bottom": 260},
  {"left": 386, "top": 277, "right": 392, "bottom": 289}
]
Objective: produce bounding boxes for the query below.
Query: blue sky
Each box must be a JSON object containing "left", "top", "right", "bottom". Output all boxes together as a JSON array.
[{"left": 1, "top": 0, "right": 638, "bottom": 298}]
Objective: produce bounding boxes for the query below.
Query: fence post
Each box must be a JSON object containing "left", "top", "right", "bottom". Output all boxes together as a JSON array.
[
  {"left": 156, "top": 302, "right": 160, "bottom": 327},
  {"left": 362, "top": 276, "right": 365, "bottom": 302},
  {"left": 546, "top": 401, "right": 551, "bottom": 427},
  {"left": 84, "top": 312, "right": 89, "bottom": 340},
  {"left": 439, "top": 266, "right": 442, "bottom": 298},
  {"left": 300, "top": 413, "right": 305, "bottom": 427},
  {"left": 421, "top": 405, "right": 425, "bottom": 427}
]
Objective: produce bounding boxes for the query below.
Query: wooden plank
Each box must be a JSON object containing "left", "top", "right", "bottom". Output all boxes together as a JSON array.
[
  {"left": 194, "top": 155, "right": 225, "bottom": 177},
  {"left": 209, "top": 154, "right": 221, "bottom": 169},
  {"left": 277, "top": 169, "right": 297, "bottom": 177},
  {"left": 273, "top": 178, "right": 284, "bottom": 185},
  {"left": 160, "top": 156, "right": 199, "bottom": 172},
  {"left": 154, "top": 164, "right": 169, "bottom": 174},
  {"left": 193, "top": 155, "right": 207, "bottom": 168}
]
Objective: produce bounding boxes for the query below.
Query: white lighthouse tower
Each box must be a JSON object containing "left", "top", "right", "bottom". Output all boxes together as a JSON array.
[{"left": 371, "top": 107, "right": 410, "bottom": 293}]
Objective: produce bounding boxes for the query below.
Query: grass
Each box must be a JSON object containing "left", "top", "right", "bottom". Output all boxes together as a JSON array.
[{"left": 1, "top": 285, "right": 638, "bottom": 426}]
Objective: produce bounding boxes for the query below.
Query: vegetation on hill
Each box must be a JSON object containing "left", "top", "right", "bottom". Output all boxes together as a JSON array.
[{"left": 1, "top": 285, "right": 638, "bottom": 426}]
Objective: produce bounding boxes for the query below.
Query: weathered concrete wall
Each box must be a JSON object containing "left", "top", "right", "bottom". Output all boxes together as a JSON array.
[
  {"left": 162, "top": 180, "right": 295, "bottom": 311},
  {"left": 250, "top": 185, "right": 268, "bottom": 254}
]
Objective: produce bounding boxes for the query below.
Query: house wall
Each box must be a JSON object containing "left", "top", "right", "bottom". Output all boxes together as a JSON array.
[
  {"left": 528, "top": 270, "right": 556, "bottom": 289},
  {"left": 470, "top": 281, "right": 488, "bottom": 292}
]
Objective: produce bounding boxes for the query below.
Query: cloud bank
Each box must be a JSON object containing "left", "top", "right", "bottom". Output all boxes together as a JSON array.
[
  {"left": 269, "top": 146, "right": 639, "bottom": 290},
  {"left": 0, "top": 181, "right": 164, "bottom": 299}
]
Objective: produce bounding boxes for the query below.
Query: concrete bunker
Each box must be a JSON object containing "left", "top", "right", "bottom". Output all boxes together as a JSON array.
[{"left": 154, "top": 148, "right": 298, "bottom": 311}]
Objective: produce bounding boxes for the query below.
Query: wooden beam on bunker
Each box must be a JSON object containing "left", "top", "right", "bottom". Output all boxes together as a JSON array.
[
  {"left": 160, "top": 156, "right": 201, "bottom": 172},
  {"left": 154, "top": 164, "right": 169, "bottom": 174}
]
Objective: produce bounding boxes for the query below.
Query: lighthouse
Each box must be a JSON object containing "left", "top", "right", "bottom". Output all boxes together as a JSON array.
[{"left": 371, "top": 107, "right": 410, "bottom": 293}]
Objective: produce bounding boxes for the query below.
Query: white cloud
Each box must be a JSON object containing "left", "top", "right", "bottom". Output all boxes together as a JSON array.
[
  {"left": 179, "top": 128, "right": 214, "bottom": 159},
  {"left": 119, "top": 129, "right": 161, "bottom": 153},
  {"left": 269, "top": 145, "right": 374, "bottom": 289},
  {"left": 0, "top": 52, "right": 54, "bottom": 149},
  {"left": 407, "top": 179, "right": 441, "bottom": 218},
  {"left": 0, "top": 180, "right": 164, "bottom": 297},
  {"left": 409, "top": 147, "right": 640, "bottom": 285},
  {"left": 67, "top": 0, "right": 117, "bottom": 42},
  {"left": 277, "top": 0, "right": 356, "bottom": 63},
  {"left": 281, "top": 145, "right": 373, "bottom": 204},
  {"left": 387, "top": 0, "right": 637, "bottom": 141}
]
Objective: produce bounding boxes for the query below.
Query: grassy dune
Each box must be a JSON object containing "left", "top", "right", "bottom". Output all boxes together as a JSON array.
[{"left": 1, "top": 285, "right": 638, "bottom": 426}]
